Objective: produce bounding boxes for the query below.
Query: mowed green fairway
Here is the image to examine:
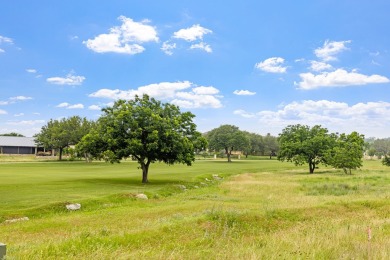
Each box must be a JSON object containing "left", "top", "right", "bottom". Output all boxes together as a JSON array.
[{"left": 1, "top": 159, "right": 389, "bottom": 259}]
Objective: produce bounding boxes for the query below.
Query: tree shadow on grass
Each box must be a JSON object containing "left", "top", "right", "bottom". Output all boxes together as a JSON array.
[{"left": 60, "top": 177, "right": 186, "bottom": 187}]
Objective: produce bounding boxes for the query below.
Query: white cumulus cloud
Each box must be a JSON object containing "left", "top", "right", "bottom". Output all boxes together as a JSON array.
[
  {"left": 161, "top": 41, "right": 176, "bottom": 55},
  {"left": 56, "top": 102, "right": 70, "bottom": 108},
  {"left": 67, "top": 104, "right": 84, "bottom": 109},
  {"left": 6, "top": 120, "right": 45, "bottom": 126},
  {"left": 234, "top": 100, "right": 390, "bottom": 138},
  {"left": 88, "top": 105, "right": 101, "bottom": 111},
  {"left": 26, "top": 69, "right": 37, "bottom": 73},
  {"left": 173, "top": 24, "right": 212, "bottom": 42},
  {"left": 0, "top": 109, "right": 7, "bottom": 114},
  {"left": 233, "top": 90, "right": 256, "bottom": 96},
  {"left": 10, "top": 96, "right": 33, "bottom": 101},
  {"left": 56, "top": 102, "right": 84, "bottom": 109},
  {"left": 0, "top": 35, "right": 14, "bottom": 53},
  {"left": 0, "top": 35, "right": 13, "bottom": 44},
  {"left": 192, "top": 86, "right": 219, "bottom": 95},
  {"left": 297, "top": 69, "right": 389, "bottom": 89},
  {"left": 233, "top": 109, "right": 255, "bottom": 118},
  {"left": 310, "top": 61, "right": 333, "bottom": 72},
  {"left": 255, "top": 57, "right": 287, "bottom": 73},
  {"left": 190, "top": 42, "right": 212, "bottom": 53},
  {"left": 83, "top": 16, "right": 158, "bottom": 55},
  {"left": 315, "top": 40, "right": 351, "bottom": 61},
  {"left": 47, "top": 73, "right": 85, "bottom": 86},
  {"left": 89, "top": 81, "right": 222, "bottom": 109}
]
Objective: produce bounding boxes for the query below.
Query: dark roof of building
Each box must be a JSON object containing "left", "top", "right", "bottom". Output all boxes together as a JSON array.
[{"left": 0, "top": 136, "right": 38, "bottom": 147}]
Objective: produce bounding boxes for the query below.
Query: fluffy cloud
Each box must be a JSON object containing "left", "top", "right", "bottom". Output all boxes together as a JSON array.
[
  {"left": 56, "top": 102, "right": 69, "bottom": 108},
  {"left": 88, "top": 105, "right": 101, "bottom": 111},
  {"left": 83, "top": 16, "right": 158, "bottom": 55},
  {"left": 233, "top": 109, "right": 255, "bottom": 118},
  {"left": 0, "top": 35, "right": 13, "bottom": 53},
  {"left": 6, "top": 120, "right": 45, "bottom": 126},
  {"left": 14, "top": 113, "right": 24, "bottom": 117},
  {"left": 0, "top": 35, "right": 13, "bottom": 44},
  {"left": 235, "top": 100, "right": 390, "bottom": 137},
  {"left": 0, "top": 96, "right": 33, "bottom": 106},
  {"left": 173, "top": 24, "right": 212, "bottom": 42},
  {"left": 255, "top": 57, "right": 287, "bottom": 73},
  {"left": 192, "top": 86, "right": 219, "bottom": 95},
  {"left": 89, "top": 81, "right": 222, "bottom": 109},
  {"left": 315, "top": 40, "right": 351, "bottom": 61},
  {"left": 190, "top": 42, "right": 212, "bottom": 53},
  {"left": 297, "top": 69, "right": 390, "bottom": 89},
  {"left": 67, "top": 104, "right": 84, "bottom": 109},
  {"left": 47, "top": 73, "right": 85, "bottom": 86},
  {"left": 161, "top": 41, "right": 176, "bottom": 55},
  {"left": 310, "top": 61, "right": 333, "bottom": 72},
  {"left": 56, "top": 102, "right": 84, "bottom": 109},
  {"left": 233, "top": 90, "right": 256, "bottom": 96},
  {"left": 10, "top": 96, "right": 33, "bottom": 101},
  {"left": 172, "top": 92, "right": 222, "bottom": 108},
  {"left": 26, "top": 69, "right": 37, "bottom": 73},
  {"left": 0, "top": 109, "right": 7, "bottom": 114}
]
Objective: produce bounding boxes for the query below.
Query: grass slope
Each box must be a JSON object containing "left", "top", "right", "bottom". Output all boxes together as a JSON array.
[{"left": 1, "top": 159, "right": 389, "bottom": 259}]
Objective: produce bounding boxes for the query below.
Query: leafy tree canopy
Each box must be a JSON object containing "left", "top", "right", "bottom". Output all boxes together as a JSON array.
[
  {"left": 206, "top": 124, "right": 250, "bottom": 162},
  {"left": 326, "top": 132, "right": 365, "bottom": 174},
  {"left": 35, "top": 116, "right": 94, "bottom": 160},
  {"left": 76, "top": 94, "right": 206, "bottom": 183},
  {"left": 277, "top": 124, "right": 335, "bottom": 173}
]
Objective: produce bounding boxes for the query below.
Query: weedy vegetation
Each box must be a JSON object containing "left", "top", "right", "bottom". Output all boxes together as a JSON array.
[{"left": 0, "top": 158, "right": 389, "bottom": 259}]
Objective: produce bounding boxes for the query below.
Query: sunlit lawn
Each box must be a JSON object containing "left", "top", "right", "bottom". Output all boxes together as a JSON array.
[{"left": 1, "top": 158, "right": 389, "bottom": 259}]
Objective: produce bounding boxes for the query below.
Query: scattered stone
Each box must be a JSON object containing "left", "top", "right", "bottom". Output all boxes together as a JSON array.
[
  {"left": 205, "top": 178, "right": 211, "bottom": 182},
  {"left": 135, "top": 194, "right": 148, "bottom": 200},
  {"left": 213, "top": 174, "right": 223, "bottom": 180},
  {"left": 194, "top": 186, "right": 199, "bottom": 189},
  {"left": 177, "top": 185, "right": 187, "bottom": 190},
  {"left": 200, "top": 182, "right": 207, "bottom": 186},
  {"left": 66, "top": 203, "right": 81, "bottom": 211},
  {"left": 4, "top": 217, "right": 29, "bottom": 223}
]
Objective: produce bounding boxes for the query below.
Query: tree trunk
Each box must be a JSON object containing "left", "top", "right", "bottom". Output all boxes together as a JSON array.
[
  {"left": 141, "top": 161, "right": 150, "bottom": 183},
  {"left": 225, "top": 147, "right": 232, "bottom": 162},
  {"left": 59, "top": 147, "right": 63, "bottom": 160},
  {"left": 309, "top": 162, "right": 315, "bottom": 173}
]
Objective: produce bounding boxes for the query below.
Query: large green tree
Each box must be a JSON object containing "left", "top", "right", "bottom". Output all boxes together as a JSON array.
[
  {"left": 206, "top": 125, "right": 250, "bottom": 162},
  {"left": 35, "top": 116, "right": 93, "bottom": 160},
  {"left": 326, "top": 132, "right": 365, "bottom": 174},
  {"left": 277, "top": 124, "right": 335, "bottom": 173},
  {"left": 77, "top": 94, "right": 206, "bottom": 183}
]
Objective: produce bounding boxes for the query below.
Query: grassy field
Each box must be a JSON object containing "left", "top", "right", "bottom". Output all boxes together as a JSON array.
[{"left": 1, "top": 158, "right": 389, "bottom": 259}]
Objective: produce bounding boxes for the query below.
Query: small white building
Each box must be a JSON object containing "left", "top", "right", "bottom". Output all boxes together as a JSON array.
[{"left": 0, "top": 136, "right": 40, "bottom": 155}]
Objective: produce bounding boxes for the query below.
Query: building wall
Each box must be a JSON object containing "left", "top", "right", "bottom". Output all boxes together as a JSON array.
[{"left": 0, "top": 146, "right": 36, "bottom": 155}]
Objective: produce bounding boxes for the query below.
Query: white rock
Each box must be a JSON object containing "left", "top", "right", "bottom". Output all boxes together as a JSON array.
[
  {"left": 4, "top": 217, "right": 29, "bottom": 223},
  {"left": 213, "top": 174, "right": 223, "bottom": 180},
  {"left": 177, "top": 185, "right": 187, "bottom": 190},
  {"left": 135, "top": 194, "right": 148, "bottom": 200},
  {"left": 66, "top": 203, "right": 81, "bottom": 211}
]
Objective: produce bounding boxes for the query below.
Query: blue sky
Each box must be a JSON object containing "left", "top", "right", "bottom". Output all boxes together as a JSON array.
[{"left": 1, "top": 1, "right": 390, "bottom": 138}]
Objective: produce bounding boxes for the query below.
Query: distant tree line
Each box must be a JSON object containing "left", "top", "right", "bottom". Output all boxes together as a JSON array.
[
  {"left": 277, "top": 124, "right": 365, "bottom": 174},
  {"left": 33, "top": 95, "right": 390, "bottom": 181},
  {"left": 0, "top": 132, "right": 25, "bottom": 137},
  {"left": 204, "top": 124, "right": 279, "bottom": 162},
  {"left": 365, "top": 137, "right": 390, "bottom": 159}
]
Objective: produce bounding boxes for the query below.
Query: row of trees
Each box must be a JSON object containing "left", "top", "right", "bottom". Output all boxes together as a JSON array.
[
  {"left": 32, "top": 94, "right": 388, "bottom": 182},
  {"left": 205, "top": 125, "right": 278, "bottom": 162},
  {"left": 277, "top": 124, "right": 365, "bottom": 174},
  {"left": 366, "top": 137, "right": 390, "bottom": 158}
]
